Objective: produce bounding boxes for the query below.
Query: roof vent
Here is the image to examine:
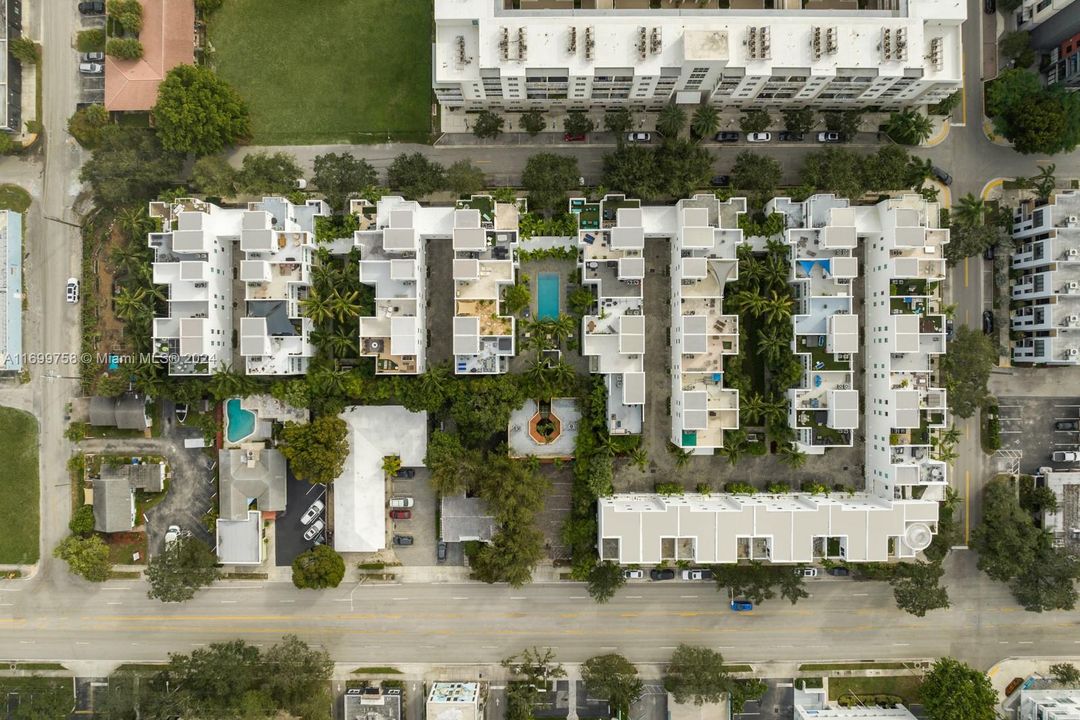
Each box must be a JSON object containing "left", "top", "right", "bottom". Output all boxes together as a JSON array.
[{"left": 904, "top": 522, "right": 933, "bottom": 552}]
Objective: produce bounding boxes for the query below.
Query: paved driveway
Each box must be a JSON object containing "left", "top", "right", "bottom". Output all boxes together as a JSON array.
[
  {"left": 275, "top": 469, "right": 326, "bottom": 566},
  {"left": 386, "top": 468, "right": 437, "bottom": 564},
  {"left": 997, "top": 396, "right": 1080, "bottom": 473},
  {"left": 736, "top": 679, "right": 794, "bottom": 720}
]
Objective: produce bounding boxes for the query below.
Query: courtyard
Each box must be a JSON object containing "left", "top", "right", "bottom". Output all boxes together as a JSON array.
[{"left": 208, "top": 0, "right": 433, "bottom": 144}]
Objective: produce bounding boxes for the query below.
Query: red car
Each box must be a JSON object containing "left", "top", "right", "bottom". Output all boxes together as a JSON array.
[
  {"left": 563, "top": 133, "right": 586, "bottom": 142},
  {"left": 389, "top": 509, "right": 411, "bottom": 520}
]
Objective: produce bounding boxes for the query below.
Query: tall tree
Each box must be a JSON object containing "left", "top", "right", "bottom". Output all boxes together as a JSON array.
[
  {"left": 885, "top": 110, "right": 933, "bottom": 145},
  {"left": 691, "top": 104, "right": 721, "bottom": 140},
  {"left": 146, "top": 535, "right": 220, "bottom": 602},
  {"left": 657, "top": 104, "right": 687, "bottom": 138},
  {"left": 520, "top": 110, "right": 547, "bottom": 136},
  {"left": 940, "top": 326, "right": 996, "bottom": 418},
  {"left": 663, "top": 644, "right": 735, "bottom": 706},
  {"left": 738, "top": 110, "right": 771, "bottom": 135},
  {"left": 582, "top": 654, "right": 644, "bottom": 719},
  {"left": 473, "top": 110, "right": 505, "bottom": 139},
  {"left": 782, "top": 108, "right": 815, "bottom": 135},
  {"left": 973, "top": 476, "right": 1042, "bottom": 582},
  {"left": 564, "top": 111, "right": 595, "bottom": 136},
  {"left": 80, "top": 127, "right": 182, "bottom": 208},
  {"left": 279, "top": 416, "right": 350, "bottom": 485},
  {"left": 152, "top": 64, "right": 250, "bottom": 155},
  {"left": 446, "top": 159, "right": 488, "bottom": 197},
  {"left": 604, "top": 108, "right": 635, "bottom": 135},
  {"left": 889, "top": 561, "right": 950, "bottom": 616},
  {"left": 387, "top": 153, "right": 446, "bottom": 198},
  {"left": 522, "top": 153, "right": 579, "bottom": 214},
  {"left": 191, "top": 155, "right": 239, "bottom": 197},
  {"left": 602, "top": 144, "right": 661, "bottom": 200},
  {"left": 1009, "top": 534, "right": 1080, "bottom": 611},
  {"left": 236, "top": 151, "right": 303, "bottom": 195},
  {"left": 312, "top": 153, "right": 377, "bottom": 211},
  {"left": 921, "top": 658, "right": 997, "bottom": 720},
  {"left": 53, "top": 535, "right": 111, "bottom": 582},
  {"left": 587, "top": 561, "right": 627, "bottom": 603},
  {"left": 656, "top": 138, "right": 712, "bottom": 198},
  {"left": 291, "top": 544, "right": 346, "bottom": 589}
]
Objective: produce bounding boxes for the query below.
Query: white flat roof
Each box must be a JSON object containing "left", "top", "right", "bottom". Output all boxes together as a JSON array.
[
  {"left": 334, "top": 406, "right": 428, "bottom": 553},
  {"left": 215, "top": 510, "right": 262, "bottom": 565}
]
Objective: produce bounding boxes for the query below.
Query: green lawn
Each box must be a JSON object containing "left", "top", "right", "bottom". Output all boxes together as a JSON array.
[
  {"left": 829, "top": 676, "right": 923, "bottom": 705},
  {"left": 208, "top": 0, "right": 433, "bottom": 144},
  {"left": 0, "top": 407, "right": 39, "bottom": 564},
  {"left": 0, "top": 183, "right": 32, "bottom": 212}
]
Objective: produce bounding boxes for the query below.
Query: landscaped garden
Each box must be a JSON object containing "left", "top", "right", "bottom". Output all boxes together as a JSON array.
[
  {"left": 0, "top": 406, "right": 39, "bottom": 564},
  {"left": 208, "top": 0, "right": 433, "bottom": 144}
]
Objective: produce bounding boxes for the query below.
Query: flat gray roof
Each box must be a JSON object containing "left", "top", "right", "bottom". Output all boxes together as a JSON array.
[{"left": 215, "top": 510, "right": 262, "bottom": 565}]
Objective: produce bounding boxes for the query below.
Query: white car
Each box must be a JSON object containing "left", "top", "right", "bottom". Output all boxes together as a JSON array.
[
  {"left": 294, "top": 178, "right": 307, "bottom": 189},
  {"left": 66, "top": 278, "right": 79, "bottom": 303},
  {"left": 747, "top": 132, "right": 772, "bottom": 142},
  {"left": 300, "top": 499, "right": 324, "bottom": 526},
  {"left": 794, "top": 567, "right": 819, "bottom": 577},
  {"left": 1053, "top": 450, "right": 1079, "bottom": 462},
  {"left": 623, "top": 569, "right": 644, "bottom": 579},
  {"left": 389, "top": 496, "right": 414, "bottom": 508},
  {"left": 164, "top": 525, "right": 181, "bottom": 548},
  {"left": 626, "top": 132, "right": 652, "bottom": 143},
  {"left": 817, "top": 131, "right": 841, "bottom": 143},
  {"left": 78, "top": 62, "right": 103, "bottom": 74},
  {"left": 303, "top": 518, "right": 325, "bottom": 541}
]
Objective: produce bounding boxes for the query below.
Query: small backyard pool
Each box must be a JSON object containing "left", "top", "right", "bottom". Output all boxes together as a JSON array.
[
  {"left": 537, "top": 273, "right": 560, "bottom": 320},
  {"left": 225, "top": 398, "right": 256, "bottom": 444}
]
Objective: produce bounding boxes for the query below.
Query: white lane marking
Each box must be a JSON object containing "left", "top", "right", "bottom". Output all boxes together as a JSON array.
[
  {"left": 510, "top": 596, "right": 526, "bottom": 600},
  {"left": 106, "top": 601, "right": 122, "bottom": 606},
  {"left": 680, "top": 595, "right": 698, "bottom": 599},
  {"left": 452, "top": 596, "right": 469, "bottom": 600},
  {"left": 333, "top": 598, "right": 351, "bottom": 602},
  {"left": 75, "top": 641, "right": 89, "bottom": 646},
  {"left": 569, "top": 596, "right": 588, "bottom": 600},
  {"left": 999, "top": 641, "right": 1010, "bottom": 645},
  {"left": 279, "top": 600, "right": 295, "bottom": 604},
  {"left": 393, "top": 597, "right": 409, "bottom": 601},
  {"left": 1018, "top": 641, "right": 1034, "bottom": 645},
  {"left": 892, "top": 643, "right": 910, "bottom": 647},
  {"left": 661, "top": 646, "right": 678, "bottom": 650},
  {"left": 852, "top": 593, "right": 869, "bottom": 597},
  {"left": 102, "top": 587, "right": 130, "bottom": 591},
  {"left": 220, "top": 600, "right": 237, "bottom": 604},
  {"left": 627, "top": 595, "right": 643, "bottom": 599}
]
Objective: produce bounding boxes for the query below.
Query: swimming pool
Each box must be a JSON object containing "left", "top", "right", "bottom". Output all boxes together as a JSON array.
[
  {"left": 225, "top": 398, "right": 256, "bottom": 444},
  {"left": 537, "top": 273, "right": 560, "bottom": 320}
]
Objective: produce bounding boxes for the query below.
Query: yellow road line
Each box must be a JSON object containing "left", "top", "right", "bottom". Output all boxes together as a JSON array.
[
  {"left": 964, "top": 256, "right": 969, "bottom": 288},
  {"left": 965, "top": 470, "right": 971, "bottom": 543}
]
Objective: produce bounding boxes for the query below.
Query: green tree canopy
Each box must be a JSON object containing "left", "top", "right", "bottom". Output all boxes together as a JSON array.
[
  {"left": 921, "top": 658, "right": 997, "bottom": 720},
  {"left": 586, "top": 561, "right": 626, "bottom": 603},
  {"left": 782, "top": 108, "right": 815, "bottom": 135},
  {"left": 474, "top": 110, "right": 505, "bottom": 139},
  {"left": 446, "top": 160, "right": 487, "bottom": 197},
  {"left": 106, "top": 37, "right": 144, "bottom": 59},
  {"left": 80, "top": 126, "right": 182, "bottom": 208},
  {"left": 800, "top": 147, "right": 866, "bottom": 200},
  {"left": 108, "top": 0, "right": 143, "bottom": 33},
  {"left": 291, "top": 544, "right": 346, "bottom": 589},
  {"left": 387, "top": 152, "right": 446, "bottom": 198},
  {"left": 522, "top": 153, "right": 579, "bottom": 214},
  {"left": 67, "top": 104, "right": 110, "bottom": 149},
  {"left": 604, "top": 108, "right": 635, "bottom": 135},
  {"left": 1000, "top": 30, "right": 1035, "bottom": 68},
  {"left": 1051, "top": 663, "right": 1080, "bottom": 685},
  {"left": 885, "top": 110, "right": 933, "bottom": 145},
  {"left": 731, "top": 151, "right": 782, "bottom": 197},
  {"left": 602, "top": 143, "right": 661, "bottom": 200},
  {"left": 191, "top": 155, "right": 239, "bottom": 197},
  {"left": 691, "top": 104, "right": 721, "bottom": 140},
  {"left": 152, "top": 64, "right": 250, "bottom": 155},
  {"left": 940, "top": 326, "right": 996, "bottom": 418},
  {"left": 312, "top": 152, "right": 377, "bottom": 211},
  {"left": 68, "top": 505, "right": 96, "bottom": 537},
  {"left": 974, "top": 476, "right": 1042, "bottom": 582},
  {"left": 279, "top": 415, "right": 349, "bottom": 485},
  {"left": 986, "top": 69, "right": 1080, "bottom": 155},
  {"left": 657, "top": 104, "right": 686, "bottom": 138},
  {"left": 739, "top": 110, "right": 771, "bottom": 135},
  {"left": 582, "top": 654, "right": 643, "bottom": 719},
  {"left": 564, "top": 111, "right": 595, "bottom": 136},
  {"left": 823, "top": 110, "right": 862, "bottom": 139},
  {"left": 656, "top": 138, "right": 712, "bottom": 198},
  {"left": 235, "top": 151, "right": 302, "bottom": 195},
  {"left": 146, "top": 534, "right": 220, "bottom": 602},
  {"left": 889, "top": 561, "right": 950, "bottom": 616},
  {"left": 1009, "top": 533, "right": 1080, "bottom": 611},
  {"left": 53, "top": 535, "right": 111, "bottom": 582},
  {"left": 663, "top": 644, "right": 735, "bottom": 706},
  {"left": 520, "top": 110, "right": 547, "bottom": 136}
]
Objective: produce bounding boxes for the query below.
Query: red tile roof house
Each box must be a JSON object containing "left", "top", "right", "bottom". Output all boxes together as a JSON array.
[{"left": 104, "top": 0, "right": 196, "bottom": 112}]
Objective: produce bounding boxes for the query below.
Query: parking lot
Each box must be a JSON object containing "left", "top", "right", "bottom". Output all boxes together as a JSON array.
[
  {"left": 275, "top": 470, "right": 326, "bottom": 566},
  {"left": 386, "top": 467, "right": 439, "bottom": 565},
  {"left": 77, "top": 11, "right": 106, "bottom": 105},
  {"left": 997, "top": 396, "right": 1080, "bottom": 474},
  {"left": 735, "top": 679, "right": 793, "bottom": 720}
]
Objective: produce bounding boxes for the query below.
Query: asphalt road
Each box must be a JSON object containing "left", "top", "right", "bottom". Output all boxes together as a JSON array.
[{"left": 0, "top": 553, "right": 1077, "bottom": 672}]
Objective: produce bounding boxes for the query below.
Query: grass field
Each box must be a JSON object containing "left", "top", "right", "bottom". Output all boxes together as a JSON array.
[
  {"left": 828, "top": 676, "right": 923, "bottom": 705},
  {"left": 0, "top": 407, "right": 39, "bottom": 564},
  {"left": 208, "top": 0, "right": 433, "bottom": 145}
]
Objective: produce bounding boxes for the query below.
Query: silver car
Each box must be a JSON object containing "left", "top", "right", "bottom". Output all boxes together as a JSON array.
[
  {"left": 303, "top": 518, "right": 325, "bottom": 541},
  {"left": 300, "top": 499, "right": 324, "bottom": 526}
]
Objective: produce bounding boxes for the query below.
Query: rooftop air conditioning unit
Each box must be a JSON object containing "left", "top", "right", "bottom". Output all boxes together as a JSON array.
[
  {"left": 1069, "top": 315, "right": 1079, "bottom": 324},
  {"left": 1070, "top": 281, "right": 1080, "bottom": 291},
  {"left": 568, "top": 26, "right": 577, "bottom": 54},
  {"left": 1069, "top": 347, "right": 1079, "bottom": 357},
  {"left": 1067, "top": 215, "right": 1079, "bottom": 226}
]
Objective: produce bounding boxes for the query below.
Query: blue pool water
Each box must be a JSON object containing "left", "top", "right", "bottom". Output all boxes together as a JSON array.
[
  {"left": 537, "top": 273, "right": 560, "bottom": 320},
  {"left": 225, "top": 398, "right": 256, "bottom": 444}
]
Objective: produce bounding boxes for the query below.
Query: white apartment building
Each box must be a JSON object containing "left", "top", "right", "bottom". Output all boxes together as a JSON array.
[
  {"left": 600, "top": 195, "right": 947, "bottom": 566},
  {"left": 1011, "top": 191, "right": 1080, "bottom": 366},
  {"left": 773, "top": 195, "right": 860, "bottom": 455},
  {"left": 668, "top": 194, "right": 743, "bottom": 453},
  {"left": 452, "top": 195, "right": 520, "bottom": 374},
  {"left": 1038, "top": 467, "right": 1080, "bottom": 551},
  {"left": 1019, "top": 689, "right": 1080, "bottom": 720},
  {"left": 238, "top": 196, "right": 329, "bottom": 376},
  {"left": 353, "top": 196, "right": 447, "bottom": 376},
  {"left": 148, "top": 198, "right": 239, "bottom": 376},
  {"left": 577, "top": 194, "right": 647, "bottom": 435},
  {"left": 433, "top": 0, "right": 963, "bottom": 113},
  {"left": 794, "top": 683, "right": 919, "bottom": 720}
]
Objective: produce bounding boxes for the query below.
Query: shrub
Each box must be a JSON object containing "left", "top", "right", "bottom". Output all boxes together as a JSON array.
[
  {"left": 766, "top": 481, "right": 791, "bottom": 493},
  {"left": 76, "top": 29, "right": 106, "bottom": 52},
  {"left": 67, "top": 105, "right": 110, "bottom": 149},
  {"left": 69, "top": 505, "right": 96, "bottom": 537},
  {"left": 9, "top": 37, "right": 39, "bottom": 64},
  {"left": 106, "top": 38, "right": 144, "bottom": 60},
  {"left": 724, "top": 482, "right": 756, "bottom": 494},
  {"left": 655, "top": 482, "right": 684, "bottom": 496}
]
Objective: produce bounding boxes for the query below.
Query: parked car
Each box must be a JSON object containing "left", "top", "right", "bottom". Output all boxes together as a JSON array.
[
  {"left": 78, "top": 0, "right": 105, "bottom": 13},
  {"left": 563, "top": 133, "right": 586, "bottom": 142},
  {"left": 747, "top": 132, "right": 772, "bottom": 143},
  {"left": 731, "top": 600, "right": 754, "bottom": 611},
  {"left": 817, "top": 131, "right": 841, "bottom": 143},
  {"left": 650, "top": 568, "right": 676, "bottom": 580},
  {"left": 624, "top": 569, "right": 645, "bottom": 579},
  {"left": 164, "top": 525, "right": 181, "bottom": 548},
  {"left": 174, "top": 403, "right": 188, "bottom": 423},
  {"left": 985, "top": 0, "right": 996, "bottom": 13},
  {"left": 389, "top": 509, "right": 412, "bottom": 520},
  {"left": 389, "top": 496, "right": 414, "bottom": 508},
  {"left": 303, "top": 519, "right": 325, "bottom": 541},
  {"left": 681, "top": 569, "right": 713, "bottom": 580},
  {"left": 714, "top": 131, "right": 740, "bottom": 142},
  {"left": 81, "top": 51, "right": 104, "bottom": 62},
  {"left": 826, "top": 566, "right": 850, "bottom": 576},
  {"left": 78, "top": 62, "right": 103, "bottom": 74},
  {"left": 778, "top": 131, "right": 804, "bottom": 142},
  {"left": 1056, "top": 420, "right": 1079, "bottom": 431},
  {"left": 946, "top": 319, "right": 956, "bottom": 341},
  {"left": 931, "top": 166, "right": 953, "bottom": 186},
  {"left": 626, "top": 132, "right": 652, "bottom": 143},
  {"left": 392, "top": 534, "right": 414, "bottom": 546},
  {"left": 982, "top": 309, "right": 994, "bottom": 335},
  {"left": 437, "top": 541, "right": 447, "bottom": 562},
  {"left": 394, "top": 468, "right": 416, "bottom": 479},
  {"left": 710, "top": 175, "right": 731, "bottom": 187},
  {"left": 300, "top": 499, "right": 324, "bottom": 526},
  {"left": 65, "top": 277, "right": 80, "bottom": 303},
  {"left": 1053, "top": 450, "right": 1079, "bottom": 462},
  {"left": 983, "top": 244, "right": 995, "bottom": 261},
  {"left": 794, "top": 567, "right": 819, "bottom": 577}
]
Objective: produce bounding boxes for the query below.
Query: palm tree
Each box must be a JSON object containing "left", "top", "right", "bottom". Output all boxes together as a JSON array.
[
  {"left": 691, "top": 104, "right": 720, "bottom": 140},
  {"left": 907, "top": 156, "right": 934, "bottom": 186},
  {"left": 885, "top": 110, "right": 933, "bottom": 145},
  {"left": 113, "top": 286, "right": 149, "bottom": 322},
  {"left": 760, "top": 253, "right": 789, "bottom": 288},
  {"left": 548, "top": 360, "right": 576, "bottom": 389},
  {"left": 939, "top": 425, "right": 962, "bottom": 447},
  {"left": 953, "top": 193, "right": 985, "bottom": 227},
  {"left": 208, "top": 364, "right": 247, "bottom": 401},
  {"left": 757, "top": 327, "right": 788, "bottom": 367},
  {"left": 311, "top": 328, "right": 355, "bottom": 360},
  {"left": 109, "top": 242, "right": 150, "bottom": 275},
  {"left": 382, "top": 455, "right": 402, "bottom": 477},
  {"left": 630, "top": 446, "right": 648, "bottom": 471},
  {"left": 656, "top": 103, "right": 687, "bottom": 138},
  {"left": 524, "top": 359, "right": 555, "bottom": 399},
  {"left": 1032, "top": 163, "right": 1057, "bottom": 201},
  {"left": 418, "top": 364, "right": 452, "bottom": 399},
  {"left": 760, "top": 289, "right": 794, "bottom": 325},
  {"left": 309, "top": 367, "right": 350, "bottom": 398},
  {"left": 329, "top": 288, "right": 362, "bottom": 323},
  {"left": 596, "top": 434, "right": 620, "bottom": 457},
  {"left": 719, "top": 429, "right": 747, "bottom": 466},
  {"left": 131, "top": 361, "right": 166, "bottom": 397},
  {"left": 933, "top": 444, "right": 959, "bottom": 463},
  {"left": 778, "top": 445, "right": 808, "bottom": 469},
  {"left": 740, "top": 392, "right": 766, "bottom": 425},
  {"left": 300, "top": 289, "right": 334, "bottom": 325},
  {"left": 114, "top": 205, "right": 153, "bottom": 242},
  {"left": 760, "top": 396, "right": 789, "bottom": 427},
  {"left": 672, "top": 446, "right": 692, "bottom": 469},
  {"left": 729, "top": 289, "right": 767, "bottom": 317},
  {"left": 550, "top": 314, "right": 576, "bottom": 344}
]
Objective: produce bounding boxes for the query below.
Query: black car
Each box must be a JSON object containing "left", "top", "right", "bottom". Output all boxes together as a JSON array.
[
  {"left": 931, "top": 166, "right": 953, "bottom": 186},
  {"left": 985, "top": 0, "right": 996, "bottom": 13},
  {"left": 78, "top": 0, "right": 105, "bottom": 13},
  {"left": 710, "top": 175, "right": 731, "bottom": 187},
  {"left": 395, "top": 468, "right": 416, "bottom": 479},
  {"left": 778, "top": 131, "right": 804, "bottom": 142},
  {"left": 650, "top": 568, "right": 676, "bottom": 581},
  {"left": 437, "top": 541, "right": 447, "bottom": 562},
  {"left": 982, "top": 309, "right": 994, "bottom": 335},
  {"left": 946, "top": 319, "right": 956, "bottom": 341},
  {"left": 392, "top": 535, "right": 414, "bottom": 546},
  {"left": 826, "top": 566, "right": 850, "bottom": 576},
  {"left": 983, "top": 245, "right": 995, "bottom": 261},
  {"left": 1055, "top": 420, "right": 1079, "bottom": 431},
  {"left": 714, "top": 131, "right": 740, "bottom": 143}
]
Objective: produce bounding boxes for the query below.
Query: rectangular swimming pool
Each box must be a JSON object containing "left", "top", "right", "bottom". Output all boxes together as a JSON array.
[{"left": 537, "top": 273, "right": 560, "bottom": 320}]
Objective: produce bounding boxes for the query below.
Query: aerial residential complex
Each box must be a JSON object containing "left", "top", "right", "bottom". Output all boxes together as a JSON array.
[
  {"left": 1010, "top": 190, "right": 1080, "bottom": 365},
  {"left": 577, "top": 194, "right": 647, "bottom": 435},
  {"left": 668, "top": 194, "right": 743, "bottom": 453},
  {"left": 432, "top": 0, "right": 963, "bottom": 112},
  {"left": 775, "top": 194, "right": 860, "bottom": 455},
  {"left": 149, "top": 196, "right": 327, "bottom": 376},
  {"left": 599, "top": 194, "right": 949, "bottom": 566}
]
